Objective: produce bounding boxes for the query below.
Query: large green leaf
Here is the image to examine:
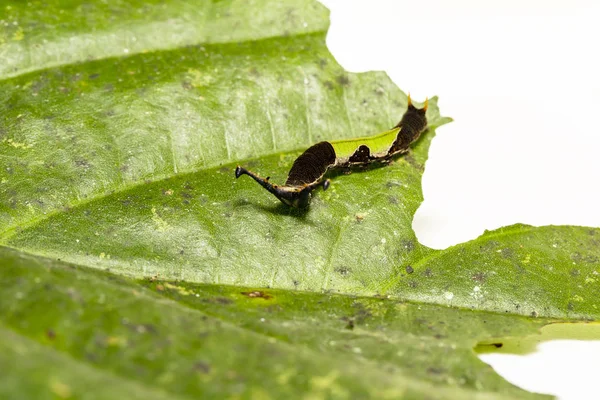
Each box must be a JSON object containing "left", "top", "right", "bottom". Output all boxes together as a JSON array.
[
  {"left": 1, "top": 0, "right": 598, "bottom": 398},
  {"left": 1, "top": 247, "right": 551, "bottom": 399}
]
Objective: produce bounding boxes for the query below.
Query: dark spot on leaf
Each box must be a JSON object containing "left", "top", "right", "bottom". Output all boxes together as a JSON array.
[
  {"left": 181, "top": 81, "right": 193, "bottom": 90},
  {"left": 318, "top": 58, "right": 327, "bottom": 69},
  {"left": 492, "top": 343, "right": 503, "bottom": 348},
  {"left": 514, "top": 263, "right": 526, "bottom": 274},
  {"left": 570, "top": 268, "right": 580, "bottom": 277},
  {"left": 46, "top": 329, "right": 56, "bottom": 340},
  {"left": 471, "top": 272, "right": 486, "bottom": 283},
  {"left": 193, "top": 361, "right": 211, "bottom": 374},
  {"left": 75, "top": 159, "right": 90, "bottom": 169},
  {"left": 134, "top": 324, "right": 157, "bottom": 334},
  {"left": 241, "top": 291, "right": 272, "bottom": 300},
  {"left": 323, "top": 80, "right": 334, "bottom": 90},
  {"left": 571, "top": 252, "right": 598, "bottom": 264},
  {"left": 422, "top": 268, "right": 433, "bottom": 278},
  {"left": 427, "top": 366, "right": 446, "bottom": 375},
  {"left": 479, "top": 240, "right": 499, "bottom": 253},
  {"left": 203, "top": 297, "right": 233, "bottom": 305},
  {"left": 344, "top": 318, "right": 355, "bottom": 330},
  {"left": 401, "top": 239, "right": 415, "bottom": 252},
  {"left": 350, "top": 302, "right": 372, "bottom": 324},
  {"left": 335, "top": 266, "right": 351, "bottom": 276},
  {"left": 248, "top": 67, "right": 260, "bottom": 77},
  {"left": 336, "top": 75, "right": 350, "bottom": 86},
  {"left": 89, "top": 73, "right": 100, "bottom": 80},
  {"left": 531, "top": 311, "right": 538, "bottom": 317},
  {"left": 266, "top": 304, "right": 283, "bottom": 313},
  {"left": 500, "top": 248, "right": 515, "bottom": 259},
  {"left": 388, "top": 196, "right": 398, "bottom": 204},
  {"left": 405, "top": 265, "right": 414, "bottom": 274},
  {"left": 408, "top": 280, "right": 418, "bottom": 288},
  {"left": 568, "top": 302, "right": 575, "bottom": 311}
]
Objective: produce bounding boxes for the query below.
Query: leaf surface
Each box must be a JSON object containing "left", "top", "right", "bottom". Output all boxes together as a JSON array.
[{"left": 1, "top": 0, "right": 598, "bottom": 399}]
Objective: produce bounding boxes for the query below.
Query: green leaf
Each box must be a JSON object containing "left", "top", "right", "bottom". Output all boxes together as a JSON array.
[
  {"left": 1, "top": 0, "right": 598, "bottom": 398},
  {"left": 1, "top": 247, "right": 551, "bottom": 399}
]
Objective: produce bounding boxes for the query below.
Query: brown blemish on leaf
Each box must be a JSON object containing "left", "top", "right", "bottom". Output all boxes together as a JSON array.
[
  {"left": 427, "top": 366, "right": 446, "bottom": 375},
  {"left": 343, "top": 317, "right": 355, "bottom": 330},
  {"left": 405, "top": 265, "right": 414, "bottom": 274},
  {"left": 194, "top": 361, "right": 211, "bottom": 374},
  {"left": 336, "top": 75, "right": 350, "bottom": 86},
  {"left": 202, "top": 297, "right": 233, "bottom": 305},
  {"left": 570, "top": 268, "right": 580, "bottom": 277},
  {"left": 241, "top": 291, "right": 273, "bottom": 300},
  {"left": 472, "top": 272, "right": 486, "bottom": 283},
  {"left": 46, "top": 329, "right": 56, "bottom": 340},
  {"left": 335, "top": 266, "right": 351, "bottom": 276},
  {"left": 401, "top": 239, "right": 415, "bottom": 252}
]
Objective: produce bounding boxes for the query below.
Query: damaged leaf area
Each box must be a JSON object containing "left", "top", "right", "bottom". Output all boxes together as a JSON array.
[{"left": 0, "top": 0, "right": 598, "bottom": 399}]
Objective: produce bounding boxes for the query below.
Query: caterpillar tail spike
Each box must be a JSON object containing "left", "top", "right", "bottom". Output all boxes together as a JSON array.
[
  {"left": 235, "top": 165, "right": 330, "bottom": 209},
  {"left": 235, "top": 97, "right": 428, "bottom": 208}
]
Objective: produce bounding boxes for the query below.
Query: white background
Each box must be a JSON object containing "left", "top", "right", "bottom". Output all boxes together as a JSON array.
[{"left": 319, "top": 1, "right": 600, "bottom": 399}]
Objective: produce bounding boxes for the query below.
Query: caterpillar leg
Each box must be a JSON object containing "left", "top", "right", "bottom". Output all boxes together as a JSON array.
[{"left": 235, "top": 166, "right": 330, "bottom": 208}]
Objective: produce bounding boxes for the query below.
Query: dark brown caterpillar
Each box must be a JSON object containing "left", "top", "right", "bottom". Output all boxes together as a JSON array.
[{"left": 235, "top": 96, "right": 428, "bottom": 208}]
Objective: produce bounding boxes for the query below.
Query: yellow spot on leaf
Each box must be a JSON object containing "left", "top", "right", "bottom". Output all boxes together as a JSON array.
[
  {"left": 151, "top": 207, "right": 170, "bottom": 231},
  {"left": 106, "top": 336, "right": 125, "bottom": 347},
  {"left": 164, "top": 282, "right": 195, "bottom": 296},
  {"left": 310, "top": 371, "right": 348, "bottom": 398},
  {"left": 573, "top": 295, "right": 584, "bottom": 302},
  {"left": 277, "top": 369, "right": 295, "bottom": 385},
  {"left": 186, "top": 68, "right": 214, "bottom": 88},
  {"left": 13, "top": 26, "right": 24, "bottom": 41},
  {"left": 50, "top": 380, "right": 72, "bottom": 399},
  {"left": 2, "top": 138, "right": 32, "bottom": 149}
]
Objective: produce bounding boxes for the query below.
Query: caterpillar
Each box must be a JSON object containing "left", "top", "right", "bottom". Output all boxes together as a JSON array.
[{"left": 235, "top": 95, "right": 428, "bottom": 208}]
